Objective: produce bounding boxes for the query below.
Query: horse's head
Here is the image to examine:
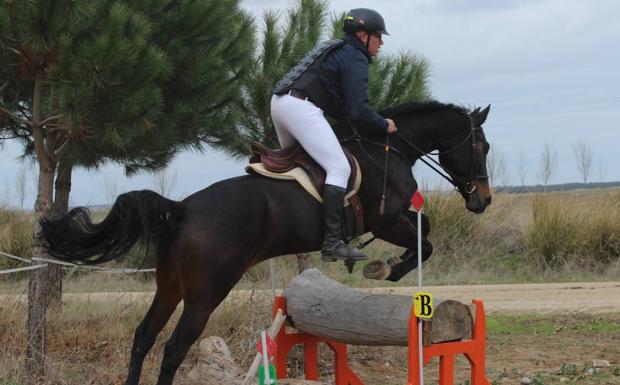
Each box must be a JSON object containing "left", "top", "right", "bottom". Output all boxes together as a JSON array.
[
  {"left": 436, "top": 105, "right": 492, "bottom": 214},
  {"left": 380, "top": 101, "right": 492, "bottom": 214}
]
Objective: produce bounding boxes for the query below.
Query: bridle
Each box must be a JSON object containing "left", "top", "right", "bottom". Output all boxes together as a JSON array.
[
  {"left": 342, "top": 113, "right": 488, "bottom": 195},
  {"left": 394, "top": 114, "right": 489, "bottom": 194}
]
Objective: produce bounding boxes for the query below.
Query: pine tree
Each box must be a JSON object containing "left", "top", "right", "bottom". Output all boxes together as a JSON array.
[{"left": 0, "top": 0, "right": 253, "bottom": 376}]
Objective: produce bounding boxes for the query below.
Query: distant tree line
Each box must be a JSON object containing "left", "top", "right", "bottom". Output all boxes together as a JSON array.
[{"left": 495, "top": 181, "right": 620, "bottom": 194}]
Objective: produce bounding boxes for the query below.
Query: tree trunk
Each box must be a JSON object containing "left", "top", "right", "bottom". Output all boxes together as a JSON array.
[
  {"left": 26, "top": 68, "right": 57, "bottom": 378},
  {"left": 283, "top": 269, "right": 474, "bottom": 346},
  {"left": 48, "top": 161, "right": 72, "bottom": 308},
  {"left": 26, "top": 165, "right": 55, "bottom": 377}
]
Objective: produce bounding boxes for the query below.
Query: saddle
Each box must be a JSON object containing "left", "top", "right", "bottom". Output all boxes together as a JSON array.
[{"left": 247, "top": 141, "right": 364, "bottom": 239}]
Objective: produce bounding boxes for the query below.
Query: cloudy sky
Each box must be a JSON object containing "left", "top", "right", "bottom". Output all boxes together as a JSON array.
[{"left": 1, "top": 0, "right": 618, "bottom": 207}]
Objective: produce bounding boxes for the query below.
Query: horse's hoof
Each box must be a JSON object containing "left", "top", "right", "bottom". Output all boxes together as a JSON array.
[
  {"left": 363, "top": 260, "right": 392, "bottom": 280},
  {"left": 387, "top": 257, "right": 401, "bottom": 267}
]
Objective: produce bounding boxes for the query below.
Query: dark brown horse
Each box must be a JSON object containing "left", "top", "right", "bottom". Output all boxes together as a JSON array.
[{"left": 41, "top": 101, "right": 492, "bottom": 385}]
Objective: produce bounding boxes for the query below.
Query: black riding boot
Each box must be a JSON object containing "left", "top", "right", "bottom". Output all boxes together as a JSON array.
[{"left": 320, "top": 184, "right": 367, "bottom": 262}]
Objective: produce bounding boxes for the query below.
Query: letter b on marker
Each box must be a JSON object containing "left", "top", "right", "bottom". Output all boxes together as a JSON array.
[{"left": 414, "top": 291, "right": 433, "bottom": 319}]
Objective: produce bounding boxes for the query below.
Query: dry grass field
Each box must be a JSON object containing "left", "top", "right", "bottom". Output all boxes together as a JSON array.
[{"left": 1, "top": 188, "right": 620, "bottom": 384}]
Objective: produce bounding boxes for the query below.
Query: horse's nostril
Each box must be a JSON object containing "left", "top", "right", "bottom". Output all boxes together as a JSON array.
[{"left": 486, "top": 196, "right": 492, "bottom": 205}]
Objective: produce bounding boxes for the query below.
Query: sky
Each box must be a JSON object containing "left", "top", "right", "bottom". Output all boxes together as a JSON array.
[{"left": 1, "top": 0, "right": 618, "bottom": 208}]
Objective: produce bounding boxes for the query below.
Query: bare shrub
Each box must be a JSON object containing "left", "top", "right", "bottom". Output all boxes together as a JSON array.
[
  {"left": 572, "top": 140, "right": 592, "bottom": 184},
  {"left": 516, "top": 151, "right": 528, "bottom": 187},
  {"left": 15, "top": 166, "right": 29, "bottom": 210},
  {"left": 537, "top": 142, "right": 558, "bottom": 187},
  {"left": 102, "top": 174, "right": 120, "bottom": 206},
  {"left": 151, "top": 168, "right": 178, "bottom": 198},
  {"left": 487, "top": 146, "right": 507, "bottom": 187}
]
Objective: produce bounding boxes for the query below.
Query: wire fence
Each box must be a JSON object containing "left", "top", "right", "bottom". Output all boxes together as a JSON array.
[{"left": 0, "top": 250, "right": 154, "bottom": 276}]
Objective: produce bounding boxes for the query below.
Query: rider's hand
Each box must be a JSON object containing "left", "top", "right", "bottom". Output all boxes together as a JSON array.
[{"left": 386, "top": 118, "right": 397, "bottom": 134}]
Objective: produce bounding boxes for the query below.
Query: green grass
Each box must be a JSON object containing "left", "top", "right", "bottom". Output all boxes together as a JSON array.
[
  {"left": 574, "top": 320, "right": 620, "bottom": 333},
  {"left": 487, "top": 313, "right": 620, "bottom": 337},
  {"left": 487, "top": 315, "right": 557, "bottom": 336}
]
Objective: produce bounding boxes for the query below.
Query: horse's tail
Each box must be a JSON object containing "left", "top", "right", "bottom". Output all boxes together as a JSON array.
[{"left": 40, "top": 190, "right": 185, "bottom": 265}]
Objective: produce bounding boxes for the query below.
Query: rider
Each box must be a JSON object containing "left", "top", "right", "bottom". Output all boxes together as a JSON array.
[{"left": 271, "top": 8, "right": 397, "bottom": 262}]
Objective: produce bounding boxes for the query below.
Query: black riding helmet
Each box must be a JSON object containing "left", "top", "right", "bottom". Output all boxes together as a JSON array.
[{"left": 343, "top": 8, "right": 389, "bottom": 36}]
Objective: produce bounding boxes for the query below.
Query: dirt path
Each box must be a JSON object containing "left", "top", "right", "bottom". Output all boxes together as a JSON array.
[
  {"left": 2, "top": 281, "right": 619, "bottom": 313},
  {"left": 367, "top": 281, "right": 620, "bottom": 314}
]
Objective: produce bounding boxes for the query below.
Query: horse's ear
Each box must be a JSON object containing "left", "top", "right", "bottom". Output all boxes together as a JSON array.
[
  {"left": 476, "top": 105, "right": 491, "bottom": 126},
  {"left": 471, "top": 107, "right": 481, "bottom": 116}
]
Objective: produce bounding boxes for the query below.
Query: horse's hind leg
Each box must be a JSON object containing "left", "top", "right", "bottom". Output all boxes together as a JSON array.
[
  {"left": 125, "top": 290, "right": 181, "bottom": 385},
  {"left": 156, "top": 298, "right": 218, "bottom": 385},
  {"left": 156, "top": 268, "right": 244, "bottom": 385},
  {"left": 125, "top": 285, "right": 181, "bottom": 385}
]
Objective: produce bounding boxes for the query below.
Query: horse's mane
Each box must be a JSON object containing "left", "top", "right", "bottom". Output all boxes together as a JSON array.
[{"left": 379, "top": 100, "right": 469, "bottom": 119}]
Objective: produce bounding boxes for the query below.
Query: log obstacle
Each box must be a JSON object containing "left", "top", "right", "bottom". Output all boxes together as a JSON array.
[
  {"left": 282, "top": 269, "right": 474, "bottom": 346},
  {"left": 273, "top": 269, "right": 491, "bottom": 385}
]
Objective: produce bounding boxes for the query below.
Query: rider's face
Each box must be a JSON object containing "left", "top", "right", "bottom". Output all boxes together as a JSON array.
[
  {"left": 357, "top": 31, "right": 384, "bottom": 57},
  {"left": 367, "top": 32, "right": 383, "bottom": 56}
]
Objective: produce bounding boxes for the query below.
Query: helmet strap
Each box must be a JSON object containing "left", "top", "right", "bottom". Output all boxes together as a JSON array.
[{"left": 355, "top": 30, "right": 372, "bottom": 52}]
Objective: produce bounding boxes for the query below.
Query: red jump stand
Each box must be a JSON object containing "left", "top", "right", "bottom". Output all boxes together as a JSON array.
[
  {"left": 273, "top": 295, "right": 491, "bottom": 385},
  {"left": 407, "top": 299, "right": 491, "bottom": 385},
  {"left": 272, "top": 296, "right": 363, "bottom": 384}
]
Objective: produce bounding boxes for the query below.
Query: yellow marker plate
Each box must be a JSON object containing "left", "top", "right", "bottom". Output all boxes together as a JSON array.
[{"left": 414, "top": 291, "right": 433, "bottom": 319}]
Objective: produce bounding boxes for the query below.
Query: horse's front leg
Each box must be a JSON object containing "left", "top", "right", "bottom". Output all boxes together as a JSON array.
[{"left": 364, "top": 210, "right": 433, "bottom": 282}]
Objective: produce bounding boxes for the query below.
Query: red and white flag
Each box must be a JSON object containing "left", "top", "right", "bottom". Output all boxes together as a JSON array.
[
  {"left": 410, "top": 189, "right": 425, "bottom": 211},
  {"left": 256, "top": 333, "right": 277, "bottom": 358}
]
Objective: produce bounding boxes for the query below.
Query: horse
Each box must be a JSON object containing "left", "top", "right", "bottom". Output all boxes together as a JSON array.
[{"left": 40, "top": 101, "right": 492, "bottom": 385}]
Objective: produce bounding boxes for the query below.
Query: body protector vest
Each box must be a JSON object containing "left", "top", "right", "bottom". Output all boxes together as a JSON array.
[{"left": 272, "top": 39, "right": 346, "bottom": 116}]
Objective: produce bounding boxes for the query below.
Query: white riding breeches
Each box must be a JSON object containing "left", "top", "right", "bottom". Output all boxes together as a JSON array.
[{"left": 271, "top": 94, "right": 350, "bottom": 189}]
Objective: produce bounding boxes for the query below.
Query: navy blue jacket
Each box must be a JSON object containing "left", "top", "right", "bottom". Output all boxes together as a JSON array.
[{"left": 320, "top": 34, "right": 388, "bottom": 135}]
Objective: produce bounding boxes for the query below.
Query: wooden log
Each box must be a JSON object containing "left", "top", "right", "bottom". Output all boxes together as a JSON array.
[{"left": 283, "top": 269, "right": 473, "bottom": 346}]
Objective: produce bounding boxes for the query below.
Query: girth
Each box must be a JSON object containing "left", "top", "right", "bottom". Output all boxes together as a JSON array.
[{"left": 247, "top": 141, "right": 364, "bottom": 239}]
